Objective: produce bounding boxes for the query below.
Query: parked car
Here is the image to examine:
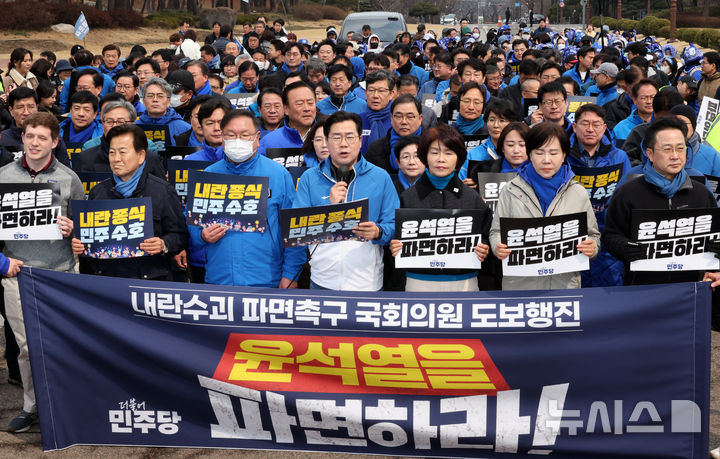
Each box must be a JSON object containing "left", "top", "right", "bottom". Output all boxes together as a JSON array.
[
  {"left": 440, "top": 14, "right": 457, "bottom": 25},
  {"left": 339, "top": 12, "right": 407, "bottom": 44}
]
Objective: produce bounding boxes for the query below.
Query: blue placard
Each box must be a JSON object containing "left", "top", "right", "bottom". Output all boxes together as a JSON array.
[
  {"left": 71, "top": 197, "right": 154, "bottom": 258},
  {"left": 18, "top": 268, "right": 711, "bottom": 457},
  {"left": 186, "top": 170, "right": 269, "bottom": 232}
]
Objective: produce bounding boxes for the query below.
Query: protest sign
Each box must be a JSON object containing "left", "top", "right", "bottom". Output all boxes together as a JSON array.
[
  {"left": 265, "top": 148, "right": 305, "bottom": 168},
  {"left": 75, "top": 171, "right": 112, "bottom": 197},
  {"left": 501, "top": 212, "right": 589, "bottom": 276},
  {"left": 71, "top": 197, "right": 153, "bottom": 258},
  {"left": 630, "top": 208, "right": 720, "bottom": 271},
  {"left": 18, "top": 268, "right": 711, "bottom": 457},
  {"left": 288, "top": 166, "right": 308, "bottom": 189},
  {"left": 475, "top": 171, "right": 516, "bottom": 212},
  {"left": 696, "top": 97, "right": 720, "bottom": 141},
  {"left": 565, "top": 96, "right": 596, "bottom": 123},
  {"left": 570, "top": 163, "right": 623, "bottom": 213},
  {"left": 395, "top": 209, "right": 483, "bottom": 269},
  {"left": 226, "top": 93, "right": 256, "bottom": 109},
  {"left": 422, "top": 93, "right": 436, "bottom": 108},
  {"left": 66, "top": 142, "right": 83, "bottom": 161},
  {"left": 186, "top": 170, "right": 269, "bottom": 232},
  {"left": 0, "top": 183, "right": 62, "bottom": 240},
  {"left": 167, "top": 159, "right": 214, "bottom": 204},
  {"left": 279, "top": 199, "right": 368, "bottom": 247},
  {"left": 463, "top": 133, "right": 489, "bottom": 151},
  {"left": 136, "top": 124, "right": 171, "bottom": 152},
  {"left": 523, "top": 98, "right": 539, "bottom": 119},
  {"left": 705, "top": 174, "right": 720, "bottom": 205}
]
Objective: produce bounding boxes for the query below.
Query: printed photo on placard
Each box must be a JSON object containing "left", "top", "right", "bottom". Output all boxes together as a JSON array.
[{"left": 71, "top": 197, "right": 153, "bottom": 258}]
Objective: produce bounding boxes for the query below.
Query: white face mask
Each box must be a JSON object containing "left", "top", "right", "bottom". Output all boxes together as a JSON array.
[
  {"left": 170, "top": 93, "right": 184, "bottom": 108},
  {"left": 472, "top": 33, "right": 480, "bottom": 39},
  {"left": 558, "top": 44, "right": 566, "bottom": 51},
  {"left": 254, "top": 60, "right": 268, "bottom": 71},
  {"left": 224, "top": 138, "right": 255, "bottom": 162},
  {"left": 662, "top": 65, "right": 672, "bottom": 75}
]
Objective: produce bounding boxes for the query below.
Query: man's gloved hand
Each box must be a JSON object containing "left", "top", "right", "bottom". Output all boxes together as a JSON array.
[{"left": 626, "top": 241, "right": 648, "bottom": 262}]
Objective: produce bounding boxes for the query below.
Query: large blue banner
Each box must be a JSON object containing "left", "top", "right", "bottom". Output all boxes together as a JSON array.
[{"left": 18, "top": 268, "right": 711, "bottom": 457}]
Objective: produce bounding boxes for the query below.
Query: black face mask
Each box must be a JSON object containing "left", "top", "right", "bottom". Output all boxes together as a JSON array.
[{"left": 370, "top": 42, "right": 379, "bottom": 49}]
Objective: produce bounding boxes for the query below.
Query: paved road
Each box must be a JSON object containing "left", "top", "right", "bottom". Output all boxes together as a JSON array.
[{"left": 1, "top": 326, "right": 718, "bottom": 457}]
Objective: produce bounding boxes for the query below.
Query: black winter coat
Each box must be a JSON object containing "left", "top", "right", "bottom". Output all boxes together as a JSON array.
[
  {"left": 399, "top": 172, "right": 499, "bottom": 286},
  {"left": 602, "top": 92, "right": 633, "bottom": 131},
  {"left": 602, "top": 175, "right": 717, "bottom": 285},
  {"left": 365, "top": 130, "right": 395, "bottom": 175},
  {"left": 85, "top": 165, "right": 188, "bottom": 280}
]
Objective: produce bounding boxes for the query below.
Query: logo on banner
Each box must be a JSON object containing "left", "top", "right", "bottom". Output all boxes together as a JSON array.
[{"left": 109, "top": 398, "right": 182, "bottom": 435}]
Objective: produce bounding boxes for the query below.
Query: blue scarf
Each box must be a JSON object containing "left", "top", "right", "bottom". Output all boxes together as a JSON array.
[
  {"left": 398, "top": 171, "right": 413, "bottom": 190},
  {"left": 69, "top": 120, "right": 97, "bottom": 144},
  {"left": 389, "top": 127, "right": 422, "bottom": 170},
  {"left": 455, "top": 114, "right": 485, "bottom": 136},
  {"left": 426, "top": 170, "right": 453, "bottom": 190},
  {"left": 113, "top": 162, "right": 146, "bottom": 198},
  {"left": 642, "top": 160, "right": 688, "bottom": 199},
  {"left": 517, "top": 161, "right": 575, "bottom": 215},
  {"left": 501, "top": 158, "right": 518, "bottom": 172},
  {"left": 365, "top": 104, "right": 392, "bottom": 146}
]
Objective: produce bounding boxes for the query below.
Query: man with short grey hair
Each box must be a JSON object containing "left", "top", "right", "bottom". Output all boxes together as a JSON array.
[
  {"left": 136, "top": 77, "right": 191, "bottom": 146},
  {"left": 75, "top": 100, "right": 166, "bottom": 177}
]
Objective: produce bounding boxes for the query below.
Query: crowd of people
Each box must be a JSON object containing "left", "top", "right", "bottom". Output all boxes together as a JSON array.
[{"left": 0, "top": 14, "right": 719, "bottom": 441}]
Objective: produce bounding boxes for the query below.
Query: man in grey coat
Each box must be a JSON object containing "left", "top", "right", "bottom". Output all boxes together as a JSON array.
[{"left": 1, "top": 112, "right": 84, "bottom": 433}]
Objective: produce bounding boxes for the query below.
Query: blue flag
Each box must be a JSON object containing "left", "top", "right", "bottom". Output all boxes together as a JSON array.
[{"left": 74, "top": 12, "right": 89, "bottom": 40}]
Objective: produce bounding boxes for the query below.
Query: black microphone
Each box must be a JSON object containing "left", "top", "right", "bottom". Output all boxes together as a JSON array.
[
  {"left": 337, "top": 165, "right": 351, "bottom": 203},
  {"left": 338, "top": 165, "right": 351, "bottom": 184}
]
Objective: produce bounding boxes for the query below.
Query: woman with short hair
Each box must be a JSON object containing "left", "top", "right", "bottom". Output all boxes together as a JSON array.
[
  {"left": 389, "top": 124, "right": 492, "bottom": 292},
  {"left": 490, "top": 123, "right": 600, "bottom": 290}
]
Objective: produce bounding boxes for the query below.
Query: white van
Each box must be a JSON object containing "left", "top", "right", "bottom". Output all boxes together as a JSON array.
[{"left": 339, "top": 12, "right": 407, "bottom": 44}]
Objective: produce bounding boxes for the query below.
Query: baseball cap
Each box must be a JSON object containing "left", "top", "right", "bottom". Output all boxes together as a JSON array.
[
  {"left": 166, "top": 70, "right": 194, "bottom": 93},
  {"left": 590, "top": 62, "right": 618, "bottom": 79},
  {"left": 326, "top": 26, "right": 338, "bottom": 36},
  {"left": 564, "top": 54, "right": 578, "bottom": 65},
  {"left": 679, "top": 75, "right": 698, "bottom": 89},
  {"left": 55, "top": 59, "right": 73, "bottom": 73}
]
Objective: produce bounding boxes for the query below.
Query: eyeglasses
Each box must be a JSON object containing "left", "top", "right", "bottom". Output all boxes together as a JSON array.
[
  {"left": 261, "top": 103, "right": 282, "bottom": 111},
  {"left": 541, "top": 99, "right": 565, "bottom": 107},
  {"left": 399, "top": 152, "right": 418, "bottom": 162},
  {"left": 392, "top": 113, "right": 418, "bottom": 121},
  {"left": 145, "top": 93, "right": 167, "bottom": 100},
  {"left": 224, "top": 132, "right": 258, "bottom": 141},
  {"left": 115, "top": 84, "right": 134, "bottom": 91},
  {"left": 366, "top": 88, "right": 390, "bottom": 95},
  {"left": 136, "top": 71, "right": 155, "bottom": 77},
  {"left": 328, "top": 134, "right": 359, "bottom": 144},
  {"left": 652, "top": 145, "right": 687, "bottom": 155},
  {"left": 103, "top": 119, "right": 130, "bottom": 127},
  {"left": 577, "top": 121, "right": 604, "bottom": 130}
]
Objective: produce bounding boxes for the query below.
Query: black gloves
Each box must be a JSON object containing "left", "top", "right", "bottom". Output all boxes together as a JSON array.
[{"left": 625, "top": 242, "right": 648, "bottom": 262}]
